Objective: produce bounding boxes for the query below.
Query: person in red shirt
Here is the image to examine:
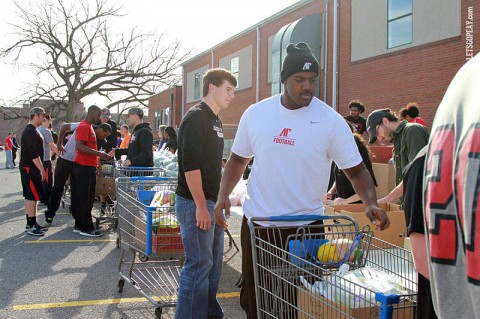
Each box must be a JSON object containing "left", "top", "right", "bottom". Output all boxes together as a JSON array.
[
  {"left": 4, "top": 132, "right": 14, "bottom": 169},
  {"left": 404, "top": 102, "right": 427, "bottom": 127},
  {"left": 71, "top": 105, "right": 112, "bottom": 237}
]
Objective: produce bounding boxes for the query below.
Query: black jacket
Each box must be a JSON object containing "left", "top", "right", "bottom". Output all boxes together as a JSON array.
[{"left": 116, "top": 122, "right": 153, "bottom": 167}]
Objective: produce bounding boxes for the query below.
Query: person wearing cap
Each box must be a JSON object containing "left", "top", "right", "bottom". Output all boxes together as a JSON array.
[
  {"left": 175, "top": 68, "right": 237, "bottom": 319},
  {"left": 72, "top": 105, "right": 113, "bottom": 237},
  {"left": 100, "top": 108, "right": 118, "bottom": 153},
  {"left": 110, "top": 107, "right": 153, "bottom": 168},
  {"left": 213, "top": 42, "right": 389, "bottom": 318},
  {"left": 366, "top": 108, "right": 429, "bottom": 203},
  {"left": 20, "top": 107, "right": 48, "bottom": 236},
  {"left": 344, "top": 99, "right": 367, "bottom": 135},
  {"left": 37, "top": 114, "right": 58, "bottom": 205}
]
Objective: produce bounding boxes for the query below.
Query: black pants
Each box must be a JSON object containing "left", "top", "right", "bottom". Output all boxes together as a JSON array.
[
  {"left": 240, "top": 216, "right": 323, "bottom": 319},
  {"left": 41, "top": 160, "right": 53, "bottom": 204},
  {"left": 46, "top": 157, "right": 74, "bottom": 218},
  {"left": 71, "top": 163, "right": 96, "bottom": 232}
]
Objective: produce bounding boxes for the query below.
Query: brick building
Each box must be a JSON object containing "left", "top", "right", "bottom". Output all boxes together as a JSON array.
[{"left": 149, "top": 0, "right": 479, "bottom": 132}]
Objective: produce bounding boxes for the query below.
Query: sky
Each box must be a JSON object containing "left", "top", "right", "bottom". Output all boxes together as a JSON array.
[{"left": 0, "top": 0, "right": 300, "bottom": 107}]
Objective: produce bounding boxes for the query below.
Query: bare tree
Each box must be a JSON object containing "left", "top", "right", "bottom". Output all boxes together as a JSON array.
[{"left": 1, "top": 0, "right": 188, "bottom": 121}]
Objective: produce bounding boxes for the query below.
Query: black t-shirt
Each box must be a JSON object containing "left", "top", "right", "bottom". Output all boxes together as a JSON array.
[
  {"left": 165, "top": 137, "right": 177, "bottom": 153},
  {"left": 20, "top": 124, "right": 44, "bottom": 167},
  {"left": 344, "top": 115, "right": 367, "bottom": 134},
  {"left": 403, "top": 148, "right": 427, "bottom": 235},
  {"left": 176, "top": 102, "right": 224, "bottom": 202},
  {"left": 334, "top": 136, "right": 377, "bottom": 200}
]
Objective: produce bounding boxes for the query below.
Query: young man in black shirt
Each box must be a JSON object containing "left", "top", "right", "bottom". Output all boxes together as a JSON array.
[
  {"left": 175, "top": 68, "right": 237, "bottom": 319},
  {"left": 20, "top": 107, "right": 48, "bottom": 236},
  {"left": 344, "top": 100, "right": 367, "bottom": 135}
]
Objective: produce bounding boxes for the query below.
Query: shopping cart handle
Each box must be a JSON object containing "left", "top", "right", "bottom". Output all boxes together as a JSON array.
[
  {"left": 253, "top": 215, "right": 332, "bottom": 222},
  {"left": 130, "top": 176, "right": 171, "bottom": 182},
  {"left": 120, "top": 166, "right": 158, "bottom": 170}
]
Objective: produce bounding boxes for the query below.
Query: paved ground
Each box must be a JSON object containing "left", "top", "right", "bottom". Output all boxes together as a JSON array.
[{"left": 0, "top": 151, "right": 246, "bottom": 319}]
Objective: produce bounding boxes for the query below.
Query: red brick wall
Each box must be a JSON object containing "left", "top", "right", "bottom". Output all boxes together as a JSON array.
[
  {"left": 182, "top": 1, "right": 323, "bottom": 125},
  {"left": 181, "top": 0, "right": 479, "bottom": 129},
  {"left": 336, "top": 0, "right": 480, "bottom": 129},
  {"left": 148, "top": 86, "right": 182, "bottom": 132}
]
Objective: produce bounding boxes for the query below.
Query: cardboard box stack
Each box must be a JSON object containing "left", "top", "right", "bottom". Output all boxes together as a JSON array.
[{"left": 324, "top": 203, "right": 406, "bottom": 247}]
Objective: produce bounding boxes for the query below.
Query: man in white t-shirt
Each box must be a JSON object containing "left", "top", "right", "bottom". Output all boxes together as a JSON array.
[{"left": 213, "top": 42, "right": 389, "bottom": 318}]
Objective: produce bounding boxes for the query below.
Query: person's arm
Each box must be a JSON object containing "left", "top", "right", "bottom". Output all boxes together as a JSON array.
[
  {"left": 378, "top": 181, "right": 403, "bottom": 204},
  {"left": 56, "top": 124, "right": 73, "bottom": 152},
  {"left": 48, "top": 141, "right": 58, "bottom": 157},
  {"left": 343, "top": 162, "right": 390, "bottom": 230},
  {"left": 76, "top": 140, "right": 112, "bottom": 161},
  {"left": 323, "top": 182, "right": 337, "bottom": 204},
  {"left": 184, "top": 169, "right": 213, "bottom": 230},
  {"left": 214, "top": 153, "right": 251, "bottom": 228},
  {"left": 32, "top": 156, "right": 46, "bottom": 181},
  {"left": 333, "top": 193, "right": 361, "bottom": 205}
]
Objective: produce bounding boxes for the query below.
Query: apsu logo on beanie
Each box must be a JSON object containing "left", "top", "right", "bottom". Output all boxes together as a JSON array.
[{"left": 280, "top": 42, "right": 319, "bottom": 82}]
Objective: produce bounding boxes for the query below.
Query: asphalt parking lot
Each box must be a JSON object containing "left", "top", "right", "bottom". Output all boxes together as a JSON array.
[{"left": 0, "top": 152, "right": 246, "bottom": 319}]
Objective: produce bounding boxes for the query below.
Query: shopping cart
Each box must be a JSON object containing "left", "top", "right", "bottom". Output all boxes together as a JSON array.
[
  {"left": 116, "top": 175, "right": 183, "bottom": 318},
  {"left": 115, "top": 165, "right": 166, "bottom": 178},
  {"left": 248, "top": 215, "right": 418, "bottom": 319}
]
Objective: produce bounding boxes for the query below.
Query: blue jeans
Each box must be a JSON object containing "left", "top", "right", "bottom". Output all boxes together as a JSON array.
[
  {"left": 5, "top": 150, "right": 13, "bottom": 169},
  {"left": 175, "top": 195, "right": 224, "bottom": 319}
]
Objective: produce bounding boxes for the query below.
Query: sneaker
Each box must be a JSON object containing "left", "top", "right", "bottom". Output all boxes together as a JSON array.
[
  {"left": 25, "top": 224, "right": 48, "bottom": 232},
  {"left": 78, "top": 230, "right": 103, "bottom": 237},
  {"left": 73, "top": 227, "right": 81, "bottom": 233},
  {"left": 27, "top": 225, "right": 45, "bottom": 236},
  {"left": 45, "top": 217, "right": 54, "bottom": 226}
]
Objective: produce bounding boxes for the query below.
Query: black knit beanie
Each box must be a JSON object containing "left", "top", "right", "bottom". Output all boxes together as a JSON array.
[{"left": 280, "top": 42, "right": 319, "bottom": 83}]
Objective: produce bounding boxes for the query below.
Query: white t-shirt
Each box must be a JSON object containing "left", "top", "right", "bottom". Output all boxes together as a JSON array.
[
  {"left": 60, "top": 122, "right": 80, "bottom": 162},
  {"left": 423, "top": 53, "right": 480, "bottom": 318},
  {"left": 37, "top": 125, "right": 54, "bottom": 161},
  {"left": 232, "top": 94, "right": 361, "bottom": 225}
]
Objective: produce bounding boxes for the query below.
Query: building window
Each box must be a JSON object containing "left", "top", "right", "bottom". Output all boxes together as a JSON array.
[
  {"left": 230, "top": 56, "right": 239, "bottom": 85},
  {"left": 154, "top": 110, "right": 161, "bottom": 130},
  {"left": 194, "top": 72, "right": 201, "bottom": 100},
  {"left": 387, "top": 0, "right": 412, "bottom": 49},
  {"left": 162, "top": 107, "right": 171, "bottom": 126}
]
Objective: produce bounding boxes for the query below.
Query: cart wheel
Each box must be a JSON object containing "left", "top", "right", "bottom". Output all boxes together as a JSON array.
[
  {"left": 138, "top": 253, "right": 149, "bottom": 262},
  {"left": 155, "top": 307, "right": 162, "bottom": 319},
  {"left": 118, "top": 279, "right": 124, "bottom": 293}
]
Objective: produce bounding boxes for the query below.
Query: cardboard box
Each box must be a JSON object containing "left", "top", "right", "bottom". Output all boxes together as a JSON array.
[
  {"left": 372, "top": 163, "right": 397, "bottom": 198},
  {"left": 324, "top": 203, "right": 406, "bottom": 247},
  {"left": 297, "top": 287, "right": 414, "bottom": 319},
  {"left": 134, "top": 216, "right": 183, "bottom": 254},
  {"left": 369, "top": 145, "right": 393, "bottom": 163},
  {"left": 95, "top": 176, "right": 116, "bottom": 196}
]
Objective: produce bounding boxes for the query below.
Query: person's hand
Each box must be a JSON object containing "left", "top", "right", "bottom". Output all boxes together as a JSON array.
[
  {"left": 213, "top": 195, "right": 230, "bottom": 229},
  {"left": 365, "top": 205, "right": 390, "bottom": 231},
  {"left": 196, "top": 205, "right": 212, "bottom": 230},
  {"left": 333, "top": 197, "right": 348, "bottom": 205},
  {"left": 57, "top": 144, "right": 65, "bottom": 155},
  {"left": 40, "top": 169, "right": 46, "bottom": 182},
  {"left": 98, "top": 151, "right": 113, "bottom": 161},
  {"left": 322, "top": 192, "right": 333, "bottom": 204},
  {"left": 122, "top": 159, "right": 131, "bottom": 167},
  {"left": 108, "top": 149, "right": 116, "bottom": 158},
  {"left": 377, "top": 196, "right": 388, "bottom": 204}
]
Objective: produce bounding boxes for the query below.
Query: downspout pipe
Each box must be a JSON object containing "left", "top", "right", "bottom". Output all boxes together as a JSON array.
[
  {"left": 256, "top": 27, "right": 260, "bottom": 102},
  {"left": 332, "top": 0, "right": 338, "bottom": 112}
]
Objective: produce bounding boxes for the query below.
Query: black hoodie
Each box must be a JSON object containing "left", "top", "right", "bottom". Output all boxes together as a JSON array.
[{"left": 115, "top": 122, "right": 153, "bottom": 167}]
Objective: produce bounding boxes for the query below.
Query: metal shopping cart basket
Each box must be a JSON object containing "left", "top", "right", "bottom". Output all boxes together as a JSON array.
[
  {"left": 116, "top": 175, "right": 183, "bottom": 318},
  {"left": 248, "top": 215, "right": 418, "bottom": 319}
]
